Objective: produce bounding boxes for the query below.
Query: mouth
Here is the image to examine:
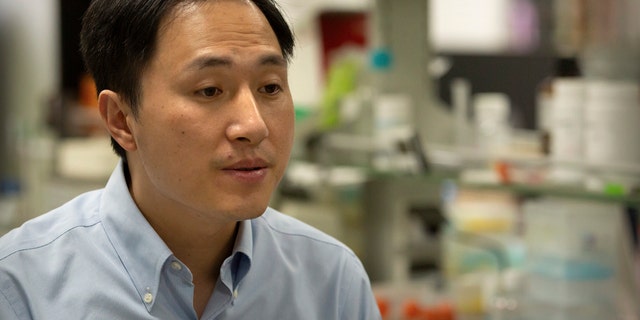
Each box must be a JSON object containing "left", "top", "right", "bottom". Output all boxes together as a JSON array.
[
  {"left": 223, "top": 158, "right": 270, "bottom": 171},
  {"left": 229, "top": 167, "right": 265, "bottom": 171},
  {"left": 222, "top": 158, "right": 270, "bottom": 183}
]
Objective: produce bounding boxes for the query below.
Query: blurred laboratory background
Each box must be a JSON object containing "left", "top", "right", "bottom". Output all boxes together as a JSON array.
[{"left": 1, "top": 0, "right": 640, "bottom": 319}]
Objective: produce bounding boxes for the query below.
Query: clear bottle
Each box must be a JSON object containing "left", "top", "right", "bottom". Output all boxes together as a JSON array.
[{"left": 352, "top": 48, "right": 393, "bottom": 138}]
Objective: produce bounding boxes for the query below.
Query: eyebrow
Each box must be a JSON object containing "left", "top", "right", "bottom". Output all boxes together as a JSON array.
[
  {"left": 185, "top": 56, "right": 232, "bottom": 71},
  {"left": 258, "top": 54, "right": 288, "bottom": 67},
  {"left": 184, "top": 54, "right": 287, "bottom": 72}
]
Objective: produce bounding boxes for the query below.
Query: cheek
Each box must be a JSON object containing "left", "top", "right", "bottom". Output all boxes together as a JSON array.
[
  {"left": 269, "top": 109, "right": 295, "bottom": 146},
  {"left": 140, "top": 111, "right": 204, "bottom": 155},
  {"left": 172, "top": 117, "right": 221, "bottom": 150}
]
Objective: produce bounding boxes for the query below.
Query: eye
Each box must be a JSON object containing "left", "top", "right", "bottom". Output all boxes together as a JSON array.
[
  {"left": 196, "top": 87, "right": 222, "bottom": 98},
  {"left": 260, "top": 84, "right": 282, "bottom": 95}
]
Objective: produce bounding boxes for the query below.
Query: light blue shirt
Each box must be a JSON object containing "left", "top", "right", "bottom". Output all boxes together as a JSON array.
[{"left": 0, "top": 162, "right": 381, "bottom": 319}]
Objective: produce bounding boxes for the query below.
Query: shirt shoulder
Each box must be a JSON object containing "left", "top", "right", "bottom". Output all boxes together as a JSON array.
[
  {"left": 238, "top": 208, "right": 381, "bottom": 320},
  {"left": 257, "top": 208, "right": 356, "bottom": 254},
  {"left": 0, "top": 189, "right": 103, "bottom": 260},
  {"left": 254, "top": 207, "right": 366, "bottom": 275}
]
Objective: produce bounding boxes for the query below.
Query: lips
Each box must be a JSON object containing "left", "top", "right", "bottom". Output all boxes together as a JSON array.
[
  {"left": 222, "top": 158, "right": 270, "bottom": 183},
  {"left": 223, "top": 158, "right": 269, "bottom": 171}
]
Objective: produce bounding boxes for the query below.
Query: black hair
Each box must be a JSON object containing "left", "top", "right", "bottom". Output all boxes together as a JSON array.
[{"left": 79, "top": 0, "right": 295, "bottom": 159}]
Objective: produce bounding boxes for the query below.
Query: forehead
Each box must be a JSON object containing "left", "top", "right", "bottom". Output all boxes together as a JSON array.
[
  {"left": 156, "top": 0, "right": 279, "bottom": 52},
  {"left": 143, "top": 0, "right": 284, "bottom": 80}
]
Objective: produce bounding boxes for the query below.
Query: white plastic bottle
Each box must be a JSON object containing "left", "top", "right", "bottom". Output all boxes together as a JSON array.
[
  {"left": 473, "top": 93, "right": 512, "bottom": 157},
  {"left": 549, "top": 78, "right": 585, "bottom": 184}
]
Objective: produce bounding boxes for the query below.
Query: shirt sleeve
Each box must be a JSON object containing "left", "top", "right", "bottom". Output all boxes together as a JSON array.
[
  {"left": 0, "top": 288, "right": 23, "bottom": 320},
  {"left": 0, "top": 271, "right": 29, "bottom": 320},
  {"left": 338, "top": 254, "right": 382, "bottom": 320}
]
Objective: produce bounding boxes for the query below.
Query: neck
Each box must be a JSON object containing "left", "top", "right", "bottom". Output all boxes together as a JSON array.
[
  {"left": 150, "top": 212, "right": 239, "bottom": 277},
  {"left": 124, "top": 159, "right": 239, "bottom": 277},
  {"left": 134, "top": 198, "right": 239, "bottom": 319},
  {"left": 124, "top": 160, "right": 240, "bottom": 318}
]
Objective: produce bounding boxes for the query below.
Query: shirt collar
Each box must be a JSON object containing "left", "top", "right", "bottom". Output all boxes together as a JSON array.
[
  {"left": 99, "top": 160, "right": 172, "bottom": 312},
  {"left": 233, "top": 219, "right": 253, "bottom": 261},
  {"left": 98, "top": 160, "right": 257, "bottom": 311},
  {"left": 229, "top": 219, "right": 253, "bottom": 288}
]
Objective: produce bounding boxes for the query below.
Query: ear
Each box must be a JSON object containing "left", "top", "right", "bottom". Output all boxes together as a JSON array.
[{"left": 98, "top": 90, "right": 137, "bottom": 152}]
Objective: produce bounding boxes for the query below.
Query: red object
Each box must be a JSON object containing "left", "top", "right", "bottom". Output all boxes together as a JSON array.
[
  {"left": 402, "top": 299, "right": 422, "bottom": 319},
  {"left": 495, "top": 161, "right": 511, "bottom": 184},
  {"left": 318, "top": 11, "right": 368, "bottom": 75},
  {"left": 376, "top": 296, "right": 390, "bottom": 319}
]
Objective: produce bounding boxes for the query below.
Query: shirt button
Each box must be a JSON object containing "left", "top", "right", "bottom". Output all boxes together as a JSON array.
[
  {"left": 233, "top": 289, "right": 238, "bottom": 299},
  {"left": 170, "top": 261, "right": 183, "bottom": 271},
  {"left": 143, "top": 293, "right": 154, "bottom": 304}
]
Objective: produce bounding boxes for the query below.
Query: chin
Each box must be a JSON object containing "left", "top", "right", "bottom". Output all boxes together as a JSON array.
[
  {"left": 212, "top": 191, "right": 274, "bottom": 220},
  {"left": 226, "top": 202, "right": 269, "bottom": 221}
]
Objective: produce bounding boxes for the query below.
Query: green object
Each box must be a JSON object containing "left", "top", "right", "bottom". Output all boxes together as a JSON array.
[
  {"left": 318, "top": 48, "right": 393, "bottom": 130},
  {"left": 294, "top": 106, "right": 313, "bottom": 123},
  {"left": 603, "top": 183, "right": 625, "bottom": 196},
  {"left": 319, "top": 56, "right": 361, "bottom": 130}
]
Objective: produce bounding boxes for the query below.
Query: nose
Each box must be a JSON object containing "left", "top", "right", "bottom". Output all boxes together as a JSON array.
[{"left": 226, "top": 87, "right": 269, "bottom": 144}]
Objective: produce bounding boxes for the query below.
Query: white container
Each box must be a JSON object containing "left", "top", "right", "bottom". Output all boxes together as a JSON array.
[
  {"left": 521, "top": 198, "right": 621, "bottom": 317},
  {"left": 522, "top": 266, "right": 617, "bottom": 320},
  {"left": 373, "top": 94, "right": 413, "bottom": 142},
  {"left": 473, "top": 93, "right": 511, "bottom": 155},
  {"left": 584, "top": 80, "right": 640, "bottom": 164},
  {"left": 550, "top": 78, "right": 585, "bottom": 160},
  {"left": 526, "top": 265, "right": 615, "bottom": 306},
  {"left": 549, "top": 78, "right": 586, "bottom": 183},
  {"left": 522, "top": 198, "right": 618, "bottom": 263},
  {"left": 582, "top": 80, "right": 640, "bottom": 191}
]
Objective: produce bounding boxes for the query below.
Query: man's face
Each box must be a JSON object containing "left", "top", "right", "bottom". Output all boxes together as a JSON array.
[{"left": 126, "top": 0, "right": 294, "bottom": 222}]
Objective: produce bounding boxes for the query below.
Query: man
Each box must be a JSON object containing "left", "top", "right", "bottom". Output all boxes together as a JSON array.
[{"left": 0, "top": 0, "right": 382, "bottom": 319}]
